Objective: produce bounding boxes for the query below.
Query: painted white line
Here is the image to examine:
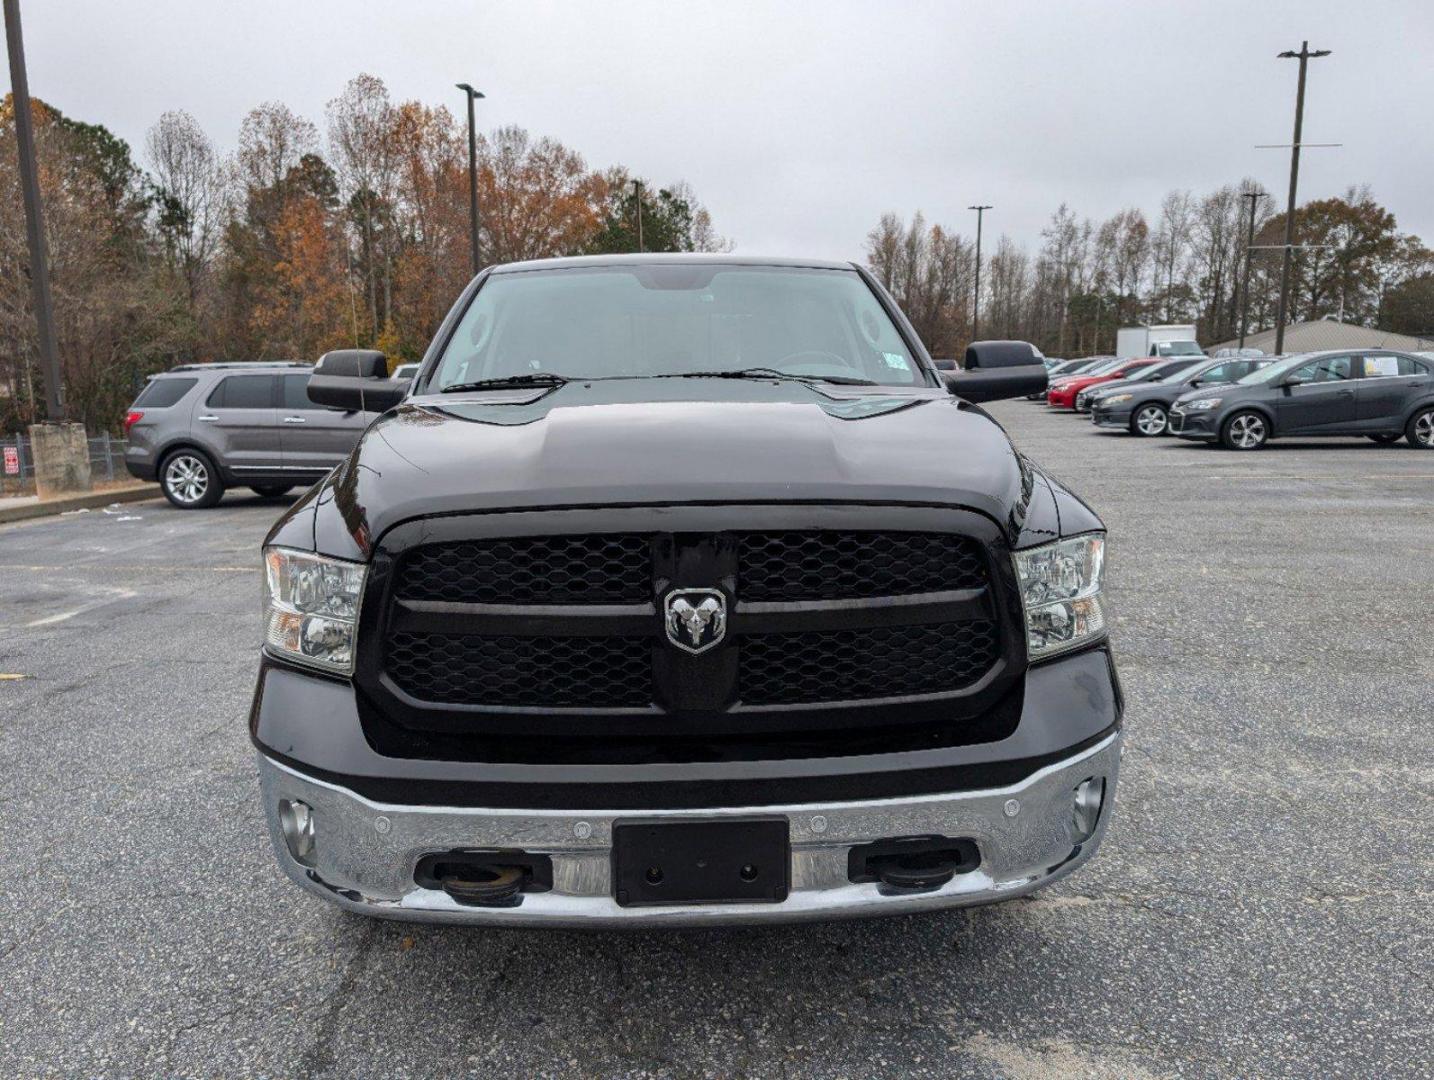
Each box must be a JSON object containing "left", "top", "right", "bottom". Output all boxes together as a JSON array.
[{"left": 24, "top": 587, "right": 139, "bottom": 628}]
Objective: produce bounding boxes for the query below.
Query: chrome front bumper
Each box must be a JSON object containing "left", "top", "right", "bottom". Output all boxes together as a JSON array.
[{"left": 258, "top": 731, "right": 1121, "bottom": 927}]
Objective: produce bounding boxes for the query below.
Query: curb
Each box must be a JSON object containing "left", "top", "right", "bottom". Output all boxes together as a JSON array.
[{"left": 0, "top": 485, "right": 160, "bottom": 526}]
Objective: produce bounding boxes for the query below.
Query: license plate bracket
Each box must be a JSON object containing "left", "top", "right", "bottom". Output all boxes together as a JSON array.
[{"left": 612, "top": 818, "right": 790, "bottom": 907}]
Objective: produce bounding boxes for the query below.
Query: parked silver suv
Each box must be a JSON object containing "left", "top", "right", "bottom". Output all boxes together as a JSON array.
[{"left": 124, "top": 362, "right": 381, "bottom": 509}]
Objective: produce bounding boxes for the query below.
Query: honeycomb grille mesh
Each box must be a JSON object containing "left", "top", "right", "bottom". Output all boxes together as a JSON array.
[
  {"left": 738, "top": 621, "right": 1000, "bottom": 706},
  {"left": 737, "top": 531, "right": 987, "bottom": 601},
  {"left": 394, "top": 535, "right": 651, "bottom": 604},
  {"left": 386, "top": 632, "right": 653, "bottom": 708}
]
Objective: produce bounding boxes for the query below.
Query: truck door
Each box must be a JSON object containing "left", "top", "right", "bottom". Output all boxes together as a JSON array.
[
  {"left": 279, "top": 372, "right": 372, "bottom": 474},
  {"left": 1273, "top": 354, "right": 1357, "bottom": 434},
  {"left": 1354, "top": 353, "right": 1432, "bottom": 429},
  {"left": 197, "top": 374, "right": 282, "bottom": 474}
]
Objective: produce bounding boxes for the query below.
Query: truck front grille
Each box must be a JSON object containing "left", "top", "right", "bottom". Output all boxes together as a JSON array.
[
  {"left": 387, "top": 632, "right": 653, "bottom": 708},
  {"left": 739, "top": 621, "right": 1000, "bottom": 706},
  {"left": 395, "top": 534, "right": 651, "bottom": 604},
  {"left": 377, "top": 526, "right": 1008, "bottom": 732},
  {"left": 736, "top": 531, "right": 986, "bottom": 601}
]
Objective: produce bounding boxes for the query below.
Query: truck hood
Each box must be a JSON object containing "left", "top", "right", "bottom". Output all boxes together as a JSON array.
[{"left": 305, "top": 381, "right": 1035, "bottom": 558}]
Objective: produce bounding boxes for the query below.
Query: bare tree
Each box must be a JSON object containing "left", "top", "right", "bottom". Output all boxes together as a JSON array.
[
  {"left": 1153, "top": 190, "right": 1195, "bottom": 322},
  {"left": 237, "top": 101, "right": 318, "bottom": 192},
  {"left": 327, "top": 74, "right": 400, "bottom": 336},
  {"left": 146, "top": 110, "right": 227, "bottom": 308}
]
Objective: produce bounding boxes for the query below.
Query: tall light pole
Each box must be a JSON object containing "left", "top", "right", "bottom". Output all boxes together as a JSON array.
[
  {"left": 4, "top": 0, "right": 64, "bottom": 420},
  {"left": 969, "top": 204, "right": 992, "bottom": 342},
  {"left": 632, "top": 179, "right": 645, "bottom": 252},
  {"left": 456, "top": 83, "right": 484, "bottom": 275},
  {"left": 1238, "top": 190, "right": 1268, "bottom": 349},
  {"left": 1272, "top": 42, "right": 1330, "bottom": 355}
]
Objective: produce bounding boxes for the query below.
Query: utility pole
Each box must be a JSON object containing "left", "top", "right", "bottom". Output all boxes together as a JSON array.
[
  {"left": 1272, "top": 42, "right": 1330, "bottom": 355},
  {"left": 633, "top": 179, "right": 645, "bottom": 252},
  {"left": 456, "top": 83, "right": 484, "bottom": 275},
  {"left": 4, "top": 0, "right": 64, "bottom": 421},
  {"left": 968, "top": 205, "right": 992, "bottom": 342},
  {"left": 1238, "top": 190, "right": 1268, "bottom": 349}
]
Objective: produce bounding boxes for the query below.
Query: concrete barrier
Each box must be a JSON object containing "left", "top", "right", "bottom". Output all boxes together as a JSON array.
[{"left": 30, "top": 422, "right": 92, "bottom": 497}]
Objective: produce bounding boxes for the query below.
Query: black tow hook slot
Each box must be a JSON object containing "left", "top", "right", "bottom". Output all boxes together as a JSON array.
[
  {"left": 847, "top": 836, "right": 980, "bottom": 893},
  {"left": 414, "top": 850, "right": 553, "bottom": 908}
]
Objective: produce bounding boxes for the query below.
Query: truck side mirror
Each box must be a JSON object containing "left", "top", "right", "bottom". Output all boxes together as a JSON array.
[
  {"left": 307, "top": 349, "right": 407, "bottom": 412},
  {"left": 940, "top": 340, "right": 1049, "bottom": 402}
]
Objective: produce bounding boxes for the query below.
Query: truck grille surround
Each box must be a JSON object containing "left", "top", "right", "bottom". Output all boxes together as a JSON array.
[{"left": 361, "top": 510, "right": 1022, "bottom": 763}]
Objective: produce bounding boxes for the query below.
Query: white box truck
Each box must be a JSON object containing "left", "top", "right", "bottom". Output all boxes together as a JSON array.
[{"left": 1115, "top": 325, "right": 1204, "bottom": 359}]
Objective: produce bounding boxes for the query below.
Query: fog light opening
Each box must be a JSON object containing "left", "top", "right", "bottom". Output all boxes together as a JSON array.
[
  {"left": 278, "top": 798, "right": 317, "bottom": 867},
  {"left": 1071, "top": 778, "right": 1105, "bottom": 844}
]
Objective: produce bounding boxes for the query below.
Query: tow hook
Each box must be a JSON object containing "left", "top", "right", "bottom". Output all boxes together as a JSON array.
[
  {"left": 847, "top": 836, "right": 980, "bottom": 893},
  {"left": 413, "top": 850, "right": 553, "bottom": 908}
]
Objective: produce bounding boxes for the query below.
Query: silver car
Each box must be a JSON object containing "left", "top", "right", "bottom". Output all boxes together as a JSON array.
[{"left": 124, "top": 362, "right": 380, "bottom": 509}]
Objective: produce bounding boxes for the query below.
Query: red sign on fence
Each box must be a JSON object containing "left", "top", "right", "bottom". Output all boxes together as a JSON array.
[{"left": 2, "top": 446, "right": 18, "bottom": 476}]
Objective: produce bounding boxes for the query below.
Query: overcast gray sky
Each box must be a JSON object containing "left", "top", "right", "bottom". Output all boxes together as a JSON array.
[{"left": 7, "top": 0, "right": 1433, "bottom": 261}]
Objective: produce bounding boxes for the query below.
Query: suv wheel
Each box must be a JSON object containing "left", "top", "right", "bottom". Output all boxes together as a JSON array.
[
  {"left": 1130, "top": 403, "right": 1168, "bottom": 437},
  {"left": 250, "top": 484, "right": 295, "bottom": 498},
  {"left": 161, "top": 449, "right": 225, "bottom": 509},
  {"left": 1407, "top": 407, "right": 1434, "bottom": 450},
  {"left": 1221, "top": 411, "right": 1268, "bottom": 451}
]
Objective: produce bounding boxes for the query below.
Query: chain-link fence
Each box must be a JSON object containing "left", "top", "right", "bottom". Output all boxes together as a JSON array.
[{"left": 0, "top": 433, "right": 129, "bottom": 497}]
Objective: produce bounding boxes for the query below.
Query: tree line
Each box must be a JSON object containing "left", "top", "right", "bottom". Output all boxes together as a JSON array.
[
  {"left": 0, "top": 74, "right": 726, "bottom": 434},
  {"left": 867, "top": 185, "right": 1434, "bottom": 361}
]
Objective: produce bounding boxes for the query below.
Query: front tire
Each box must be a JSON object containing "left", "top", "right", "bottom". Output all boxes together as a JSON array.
[
  {"left": 1220, "top": 410, "right": 1268, "bottom": 451},
  {"left": 160, "top": 449, "right": 225, "bottom": 508},
  {"left": 1367, "top": 433, "right": 1401, "bottom": 444},
  {"left": 250, "top": 484, "right": 295, "bottom": 498},
  {"left": 1130, "top": 403, "right": 1168, "bottom": 437},
  {"left": 1407, "top": 407, "right": 1434, "bottom": 449}
]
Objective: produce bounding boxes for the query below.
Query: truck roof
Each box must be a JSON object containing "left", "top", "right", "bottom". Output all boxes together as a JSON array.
[{"left": 489, "top": 253, "right": 858, "bottom": 275}]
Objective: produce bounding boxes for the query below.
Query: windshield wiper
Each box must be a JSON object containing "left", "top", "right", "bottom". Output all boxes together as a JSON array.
[
  {"left": 439, "top": 373, "right": 571, "bottom": 393},
  {"left": 677, "top": 367, "right": 878, "bottom": 386}
]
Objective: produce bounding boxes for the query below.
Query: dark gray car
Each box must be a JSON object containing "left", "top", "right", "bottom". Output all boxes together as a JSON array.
[
  {"left": 1169, "top": 350, "right": 1434, "bottom": 450},
  {"left": 124, "top": 362, "right": 380, "bottom": 508},
  {"left": 1089, "top": 356, "right": 1276, "bottom": 436}
]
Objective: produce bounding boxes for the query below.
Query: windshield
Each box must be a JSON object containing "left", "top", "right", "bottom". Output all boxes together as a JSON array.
[
  {"left": 1236, "top": 353, "right": 1316, "bottom": 384},
  {"left": 1143, "top": 360, "right": 1197, "bottom": 381},
  {"left": 1074, "top": 359, "right": 1121, "bottom": 376},
  {"left": 1155, "top": 340, "right": 1204, "bottom": 357},
  {"left": 428, "top": 264, "right": 924, "bottom": 389}
]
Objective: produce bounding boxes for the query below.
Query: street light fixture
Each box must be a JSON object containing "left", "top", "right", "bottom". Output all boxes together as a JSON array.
[
  {"left": 1271, "top": 42, "right": 1330, "bottom": 354},
  {"left": 1238, "top": 190, "right": 1268, "bottom": 349},
  {"left": 456, "top": 83, "right": 485, "bottom": 275},
  {"left": 969, "top": 205, "right": 992, "bottom": 342},
  {"left": 4, "top": 0, "right": 64, "bottom": 421}
]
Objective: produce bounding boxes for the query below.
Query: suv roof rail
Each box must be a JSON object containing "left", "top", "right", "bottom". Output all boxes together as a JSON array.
[{"left": 166, "top": 361, "right": 312, "bottom": 373}]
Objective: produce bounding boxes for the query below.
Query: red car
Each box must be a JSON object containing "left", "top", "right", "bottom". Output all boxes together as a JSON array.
[{"left": 1048, "top": 359, "right": 1158, "bottom": 409}]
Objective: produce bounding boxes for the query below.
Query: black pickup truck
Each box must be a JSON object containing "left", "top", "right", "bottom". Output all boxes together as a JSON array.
[{"left": 252, "top": 255, "right": 1120, "bottom": 926}]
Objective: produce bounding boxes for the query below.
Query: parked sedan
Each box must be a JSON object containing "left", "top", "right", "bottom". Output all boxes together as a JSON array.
[
  {"left": 1090, "top": 356, "right": 1277, "bottom": 436},
  {"left": 1048, "top": 358, "right": 1158, "bottom": 410},
  {"left": 1074, "top": 357, "right": 1204, "bottom": 413},
  {"left": 1027, "top": 357, "right": 1105, "bottom": 399},
  {"left": 1169, "top": 350, "right": 1434, "bottom": 450}
]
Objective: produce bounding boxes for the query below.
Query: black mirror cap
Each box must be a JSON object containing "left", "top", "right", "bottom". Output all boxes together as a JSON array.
[
  {"left": 963, "top": 340, "right": 1042, "bottom": 370},
  {"left": 933, "top": 358, "right": 958, "bottom": 371},
  {"left": 941, "top": 366, "right": 1048, "bottom": 403},
  {"left": 308, "top": 349, "right": 405, "bottom": 411},
  {"left": 314, "top": 349, "right": 389, "bottom": 379}
]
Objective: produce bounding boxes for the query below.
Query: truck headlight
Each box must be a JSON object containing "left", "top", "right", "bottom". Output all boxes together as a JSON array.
[
  {"left": 1013, "top": 534, "right": 1106, "bottom": 660},
  {"left": 263, "top": 547, "right": 367, "bottom": 674}
]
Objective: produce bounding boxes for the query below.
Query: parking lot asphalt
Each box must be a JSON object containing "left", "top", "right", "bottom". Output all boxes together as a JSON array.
[{"left": 2, "top": 403, "right": 1432, "bottom": 1079}]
